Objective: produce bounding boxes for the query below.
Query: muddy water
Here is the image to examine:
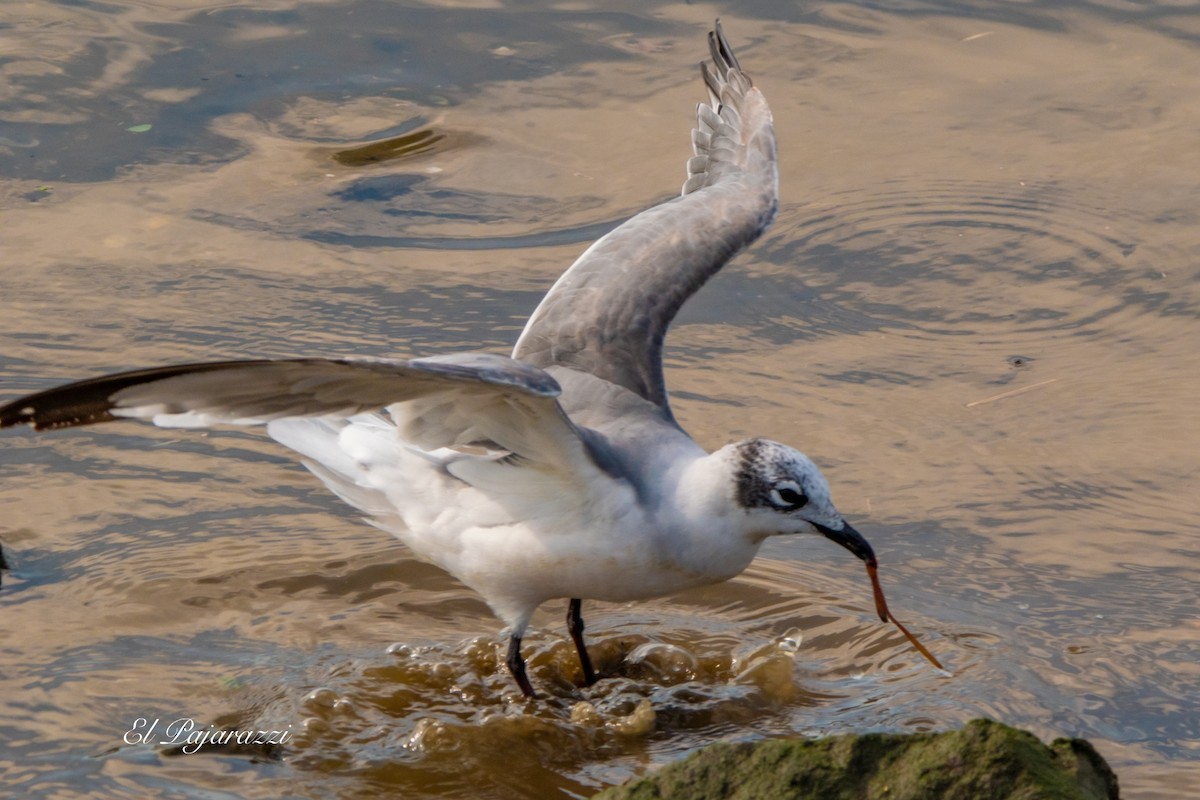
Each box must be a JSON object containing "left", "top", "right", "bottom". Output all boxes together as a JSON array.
[{"left": 1, "top": 2, "right": 1198, "bottom": 798}]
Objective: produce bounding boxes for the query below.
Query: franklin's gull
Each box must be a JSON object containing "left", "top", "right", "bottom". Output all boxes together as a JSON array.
[{"left": 0, "top": 23, "right": 940, "bottom": 697}]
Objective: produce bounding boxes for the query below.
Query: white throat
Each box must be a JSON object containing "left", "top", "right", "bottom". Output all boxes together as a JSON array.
[{"left": 655, "top": 445, "right": 765, "bottom": 582}]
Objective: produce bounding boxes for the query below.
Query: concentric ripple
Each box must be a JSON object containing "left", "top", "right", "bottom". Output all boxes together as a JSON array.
[{"left": 765, "top": 177, "right": 1196, "bottom": 349}]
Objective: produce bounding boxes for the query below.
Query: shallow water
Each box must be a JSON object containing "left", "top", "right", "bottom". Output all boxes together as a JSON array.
[{"left": 1, "top": 1, "right": 1198, "bottom": 798}]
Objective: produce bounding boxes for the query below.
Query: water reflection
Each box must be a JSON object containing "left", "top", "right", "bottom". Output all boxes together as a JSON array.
[
  {"left": 1, "top": 1, "right": 1199, "bottom": 799},
  {"left": 0, "top": 1, "right": 662, "bottom": 182}
]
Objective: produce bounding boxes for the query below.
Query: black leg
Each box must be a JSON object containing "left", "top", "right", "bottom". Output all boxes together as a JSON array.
[
  {"left": 505, "top": 633, "right": 537, "bottom": 698},
  {"left": 567, "top": 598, "right": 598, "bottom": 686}
]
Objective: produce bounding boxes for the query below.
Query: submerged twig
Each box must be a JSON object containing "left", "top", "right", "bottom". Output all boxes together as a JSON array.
[{"left": 965, "top": 378, "right": 1059, "bottom": 408}]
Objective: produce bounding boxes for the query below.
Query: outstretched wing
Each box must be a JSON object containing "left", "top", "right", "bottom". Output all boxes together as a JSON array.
[
  {"left": 0, "top": 354, "right": 594, "bottom": 473},
  {"left": 512, "top": 22, "right": 778, "bottom": 418}
]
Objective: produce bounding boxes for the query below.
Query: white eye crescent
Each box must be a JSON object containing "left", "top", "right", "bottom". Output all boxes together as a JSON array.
[{"left": 770, "top": 481, "right": 808, "bottom": 510}]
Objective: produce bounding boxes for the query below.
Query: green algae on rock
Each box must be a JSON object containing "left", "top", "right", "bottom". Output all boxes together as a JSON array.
[{"left": 592, "top": 719, "right": 1119, "bottom": 800}]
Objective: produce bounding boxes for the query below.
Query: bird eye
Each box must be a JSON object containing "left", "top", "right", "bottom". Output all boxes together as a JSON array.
[{"left": 770, "top": 484, "right": 808, "bottom": 510}]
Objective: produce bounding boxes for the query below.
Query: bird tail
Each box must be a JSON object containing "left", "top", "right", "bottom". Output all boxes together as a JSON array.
[{"left": 267, "top": 414, "right": 409, "bottom": 526}]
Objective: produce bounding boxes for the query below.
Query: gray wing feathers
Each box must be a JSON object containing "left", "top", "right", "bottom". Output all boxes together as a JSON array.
[
  {"left": 0, "top": 354, "right": 614, "bottom": 478},
  {"left": 512, "top": 22, "right": 778, "bottom": 415},
  {"left": 0, "top": 354, "right": 559, "bottom": 431}
]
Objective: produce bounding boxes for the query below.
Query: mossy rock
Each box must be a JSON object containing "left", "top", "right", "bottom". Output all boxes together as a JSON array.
[{"left": 593, "top": 719, "right": 1118, "bottom": 800}]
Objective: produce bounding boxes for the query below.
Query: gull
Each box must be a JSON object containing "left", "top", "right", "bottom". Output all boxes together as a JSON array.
[{"left": 0, "top": 23, "right": 883, "bottom": 698}]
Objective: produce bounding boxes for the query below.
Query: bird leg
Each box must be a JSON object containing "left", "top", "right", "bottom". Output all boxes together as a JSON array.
[
  {"left": 505, "top": 633, "right": 537, "bottom": 698},
  {"left": 567, "top": 598, "right": 598, "bottom": 686}
]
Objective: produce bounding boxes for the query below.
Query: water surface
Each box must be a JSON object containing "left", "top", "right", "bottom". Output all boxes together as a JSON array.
[{"left": 1, "top": 1, "right": 1198, "bottom": 798}]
